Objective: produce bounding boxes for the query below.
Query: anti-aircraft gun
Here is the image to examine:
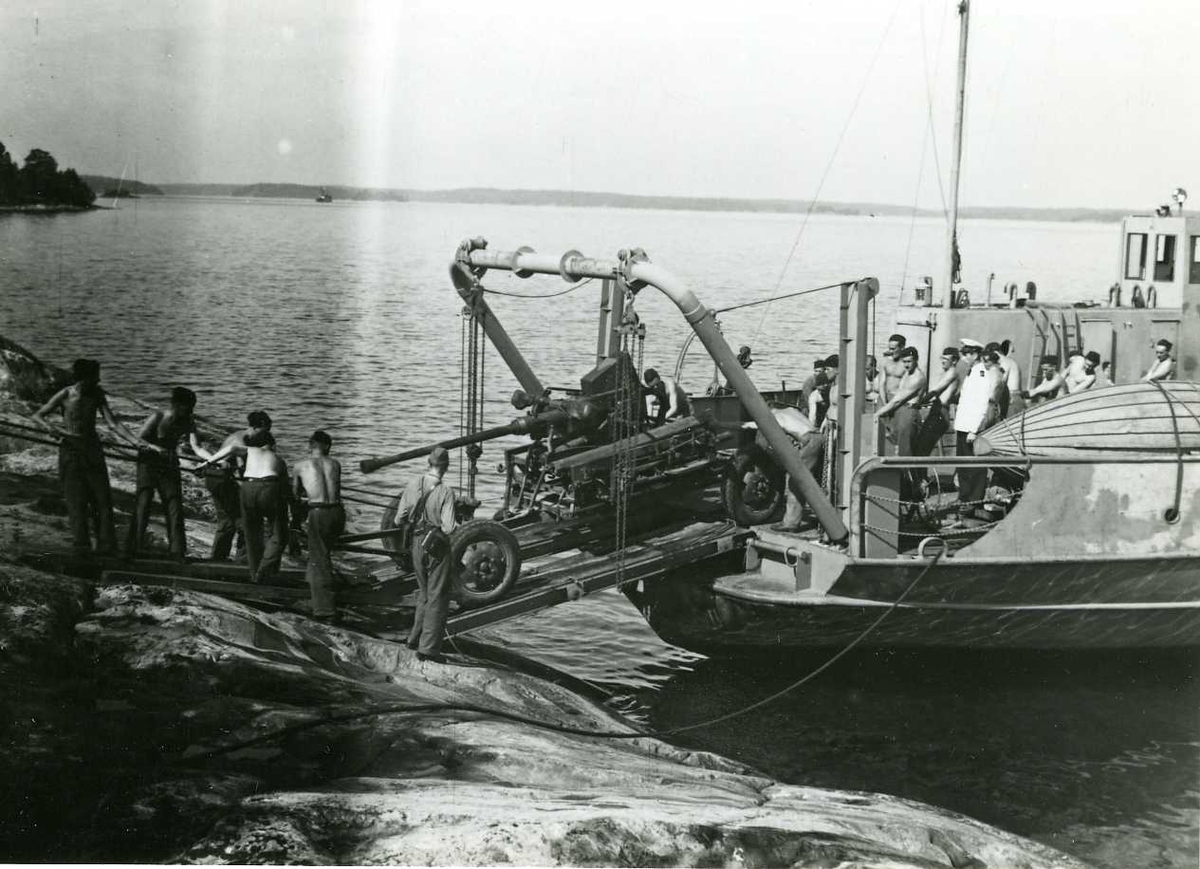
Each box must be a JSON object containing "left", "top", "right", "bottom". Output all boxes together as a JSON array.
[
  {"left": 356, "top": 238, "right": 809, "bottom": 609},
  {"left": 361, "top": 351, "right": 723, "bottom": 525}
]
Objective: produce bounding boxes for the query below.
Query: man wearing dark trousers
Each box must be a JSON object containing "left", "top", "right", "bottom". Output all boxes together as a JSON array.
[
  {"left": 202, "top": 411, "right": 273, "bottom": 562},
  {"left": 125, "top": 386, "right": 213, "bottom": 561},
  {"left": 34, "top": 358, "right": 142, "bottom": 555},
  {"left": 292, "top": 430, "right": 344, "bottom": 622},
  {"left": 395, "top": 446, "right": 458, "bottom": 662}
]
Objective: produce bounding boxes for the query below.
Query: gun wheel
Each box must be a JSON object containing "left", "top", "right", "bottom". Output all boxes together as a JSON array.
[{"left": 723, "top": 446, "right": 785, "bottom": 526}]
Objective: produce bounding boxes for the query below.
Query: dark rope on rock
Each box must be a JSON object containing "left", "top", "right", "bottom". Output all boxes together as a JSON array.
[{"left": 179, "top": 552, "right": 941, "bottom": 761}]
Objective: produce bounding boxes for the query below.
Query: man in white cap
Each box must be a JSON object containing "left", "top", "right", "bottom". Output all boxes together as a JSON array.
[
  {"left": 953, "top": 341, "right": 999, "bottom": 516},
  {"left": 395, "top": 446, "right": 459, "bottom": 663}
]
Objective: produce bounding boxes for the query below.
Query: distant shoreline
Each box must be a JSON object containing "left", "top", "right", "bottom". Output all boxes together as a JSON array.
[
  {"left": 78, "top": 175, "right": 1137, "bottom": 223},
  {"left": 0, "top": 203, "right": 96, "bottom": 215}
]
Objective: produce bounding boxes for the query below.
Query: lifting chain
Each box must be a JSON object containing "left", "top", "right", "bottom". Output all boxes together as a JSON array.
[
  {"left": 460, "top": 300, "right": 487, "bottom": 500},
  {"left": 611, "top": 297, "right": 641, "bottom": 589}
]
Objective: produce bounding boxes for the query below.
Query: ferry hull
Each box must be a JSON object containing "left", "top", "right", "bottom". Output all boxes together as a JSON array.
[{"left": 632, "top": 556, "right": 1200, "bottom": 653}]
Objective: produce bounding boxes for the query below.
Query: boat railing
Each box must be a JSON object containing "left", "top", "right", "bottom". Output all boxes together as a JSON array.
[{"left": 849, "top": 452, "right": 1200, "bottom": 560}]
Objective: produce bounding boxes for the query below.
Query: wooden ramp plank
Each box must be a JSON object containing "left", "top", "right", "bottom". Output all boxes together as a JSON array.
[{"left": 445, "top": 520, "right": 744, "bottom": 637}]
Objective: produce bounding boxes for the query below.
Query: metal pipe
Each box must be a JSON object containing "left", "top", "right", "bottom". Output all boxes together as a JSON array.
[
  {"left": 456, "top": 244, "right": 848, "bottom": 542},
  {"left": 449, "top": 263, "right": 546, "bottom": 399},
  {"left": 627, "top": 262, "right": 848, "bottom": 542}
]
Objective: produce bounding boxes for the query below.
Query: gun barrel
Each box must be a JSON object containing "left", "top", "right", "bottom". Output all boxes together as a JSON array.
[{"left": 359, "top": 410, "right": 569, "bottom": 474}]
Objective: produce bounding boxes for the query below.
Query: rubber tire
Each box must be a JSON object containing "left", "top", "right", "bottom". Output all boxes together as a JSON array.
[
  {"left": 723, "top": 446, "right": 785, "bottom": 526},
  {"left": 448, "top": 519, "right": 521, "bottom": 609}
]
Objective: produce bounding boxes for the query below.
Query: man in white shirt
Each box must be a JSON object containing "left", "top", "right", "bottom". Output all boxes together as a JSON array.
[
  {"left": 1144, "top": 339, "right": 1176, "bottom": 382},
  {"left": 954, "top": 347, "right": 1002, "bottom": 513}
]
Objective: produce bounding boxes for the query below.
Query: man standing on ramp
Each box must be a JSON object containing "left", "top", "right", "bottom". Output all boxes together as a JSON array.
[
  {"left": 292, "top": 430, "right": 345, "bottom": 623},
  {"left": 395, "top": 446, "right": 458, "bottom": 662}
]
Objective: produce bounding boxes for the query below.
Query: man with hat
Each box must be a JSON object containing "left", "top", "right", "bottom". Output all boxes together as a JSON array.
[
  {"left": 395, "top": 446, "right": 459, "bottom": 662},
  {"left": 956, "top": 339, "right": 983, "bottom": 397},
  {"left": 292, "top": 430, "right": 345, "bottom": 623},
  {"left": 953, "top": 344, "right": 1003, "bottom": 516}
]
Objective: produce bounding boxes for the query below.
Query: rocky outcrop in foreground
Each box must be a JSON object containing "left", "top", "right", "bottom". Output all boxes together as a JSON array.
[
  {"left": 0, "top": 335, "right": 1090, "bottom": 866},
  {"left": 0, "top": 558, "right": 1090, "bottom": 866}
]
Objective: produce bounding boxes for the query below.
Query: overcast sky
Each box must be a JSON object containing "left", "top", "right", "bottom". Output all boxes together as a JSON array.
[{"left": 2, "top": 0, "right": 1195, "bottom": 209}]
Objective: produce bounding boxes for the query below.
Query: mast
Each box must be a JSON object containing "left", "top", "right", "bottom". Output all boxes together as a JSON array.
[{"left": 943, "top": 0, "right": 969, "bottom": 309}]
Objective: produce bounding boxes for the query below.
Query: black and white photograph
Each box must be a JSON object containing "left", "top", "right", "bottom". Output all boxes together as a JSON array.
[{"left": 1, "top": 1, "right": 1197, "bottom": 866}]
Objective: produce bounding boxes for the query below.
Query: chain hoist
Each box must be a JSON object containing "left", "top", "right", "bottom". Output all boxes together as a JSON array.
[
  {"left": 459, "top": 298, "right": 487, "bottom": 500},
  {"left": 611, "top": 298, "right": 643, "bottom": 589}
]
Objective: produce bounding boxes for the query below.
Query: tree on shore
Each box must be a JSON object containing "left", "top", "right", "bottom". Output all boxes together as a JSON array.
[
  {"left": 0, "top": 142, "right": 17, "bottom": 203},
  {"left": 0, "top": 142, "right": 95, "bottom": 208}
]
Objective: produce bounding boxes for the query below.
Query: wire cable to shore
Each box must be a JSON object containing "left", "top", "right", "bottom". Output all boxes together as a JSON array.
[
  {"left": 714, "top": 282, "right": 846, "bottom": 315},
  {"left": 180, "top": 551, "right": 941, "bottom": 762}
]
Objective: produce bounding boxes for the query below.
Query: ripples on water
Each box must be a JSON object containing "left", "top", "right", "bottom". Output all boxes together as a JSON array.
[{"left": 2, "top": 199, "right": 1197, "bottom": 867}]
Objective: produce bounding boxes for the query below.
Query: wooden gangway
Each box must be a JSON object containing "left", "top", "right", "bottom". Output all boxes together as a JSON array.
[{"left": 24, "top": 517, "right": 745, "bottom": 639}]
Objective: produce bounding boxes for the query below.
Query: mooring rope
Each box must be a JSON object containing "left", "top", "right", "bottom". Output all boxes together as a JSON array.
[{"left": 179, "top": 551, "right": 942, "bottom": 760}]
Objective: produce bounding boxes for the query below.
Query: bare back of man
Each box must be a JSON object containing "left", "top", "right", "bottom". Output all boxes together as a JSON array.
[
  {"left": 295, "top": 455, "right": 341, "bottom": 504},
  {"left": 244, "top": 445, "right": 285, "bottom": 479}
]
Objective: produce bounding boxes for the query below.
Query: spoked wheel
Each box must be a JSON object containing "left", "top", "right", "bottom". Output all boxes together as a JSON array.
[
  {"left": 723, "top": 446, "right": 785, "bottom": 526},
  {"left": 449, "top": 519, "right": 521, "bottom": 609}
]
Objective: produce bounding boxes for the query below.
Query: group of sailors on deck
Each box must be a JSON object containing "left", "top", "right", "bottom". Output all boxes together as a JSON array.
[{"left": 867, "top": 334, "right": 1177, "bottom": 522}]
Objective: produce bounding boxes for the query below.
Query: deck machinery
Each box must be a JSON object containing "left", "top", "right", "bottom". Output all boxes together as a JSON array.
[{"left": 356, "top": 238, "right": 786, "bottom": 608}]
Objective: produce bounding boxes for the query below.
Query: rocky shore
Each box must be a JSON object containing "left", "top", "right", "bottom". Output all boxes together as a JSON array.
[{"left": 0, "top": 337, "right": 1091, "bottom": 866}]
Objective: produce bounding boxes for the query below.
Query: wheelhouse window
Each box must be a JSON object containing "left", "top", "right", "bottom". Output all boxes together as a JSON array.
[
  {"left": 1125, "top": 233, "right": 1147, "bottom": 279},
  {"left": 1154, "top": 234, "right": 1176, "bottom": 282},
  {"left": 1191, "top": 236, "right": 1200, "bottom": 284}
]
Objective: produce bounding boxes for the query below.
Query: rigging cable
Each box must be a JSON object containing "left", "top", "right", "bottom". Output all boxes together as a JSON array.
[
  {"left": 482, "top": 277, "right": 595, "bottom": 299},
  {"left": 181, "top": 551, "right": 942, "bottom": 761},
  {"left": 750, "top": 0, "right": 905, "bottom": 346}
]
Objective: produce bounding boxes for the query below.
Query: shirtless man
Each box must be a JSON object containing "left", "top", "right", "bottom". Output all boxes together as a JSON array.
[
  {"left": 125, "top": 386, "right": 214, "bottom": 560},
  {"left": 1064, "top": 351, "right": 1101, "bottom": 393},
  {"left": 875, "top": 347, "right": 926, "bottom": 456},
  {"left": 999, "top": 339, "right": 1025, "bottom": 417},
  {"left": 1143, "top": 339, "right": 1176, "bottom": 382},
  {"left": 643, "top": 368, "right": 690, "bottom": 426},
  {"left": 1025, "top": 355, "right": 1065, "bottom": 404},
  {"left": 292, "top": 430, "right": 344, "bottom": 622},
  {"left": 880, "top": 334, "right": 907, "bottom": 403},
  {"left": 915, "top": 347, "right": 960, "bottom": 456},
  {"left": 34, "top": 358, "right": 142, "bottom": 555}
]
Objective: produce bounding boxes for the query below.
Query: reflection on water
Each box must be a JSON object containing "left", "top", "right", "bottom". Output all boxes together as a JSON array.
[
  {"left": 638, "top": 648, "right": 1200, "bottom": 869},
  {"left": 3, "top": 198, "right": 1196, "bottom": 868}
]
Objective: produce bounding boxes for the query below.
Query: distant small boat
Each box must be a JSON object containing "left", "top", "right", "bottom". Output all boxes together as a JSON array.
[
  {"left": 316, "top": 187, "right": 333, "bottom": 203},
  {"left": 978, "top": 382, "right": 1200, "bottom": 456}
]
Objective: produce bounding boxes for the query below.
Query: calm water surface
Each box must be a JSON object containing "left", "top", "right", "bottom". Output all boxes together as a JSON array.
[{"left": 2, "top": 198, "right": 1196, "bottom": 867}]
